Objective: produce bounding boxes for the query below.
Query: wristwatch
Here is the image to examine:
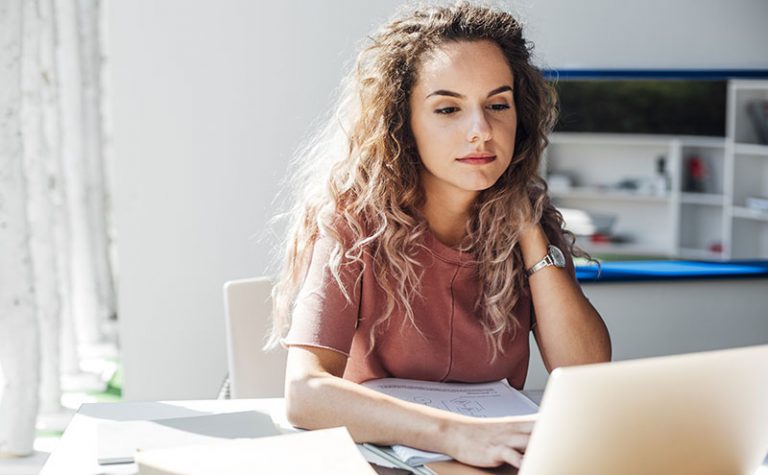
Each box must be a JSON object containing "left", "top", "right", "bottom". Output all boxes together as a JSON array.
[{"left": 526, "top": 245, "right": 566, "bottom": 276}]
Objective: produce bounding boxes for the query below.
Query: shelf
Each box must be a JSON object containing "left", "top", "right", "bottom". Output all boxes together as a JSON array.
[
  {"left": 678, "top": 247, "right": 726, "bottom": 261},
  {"left": 734, "top": 143, "right": 768, "bottom": 156},
  {"left": 732, "top": 206, "right": 768, "bottom": 222},
  {"left": 575, "top": 239, "right": 673, "bottom": 257},
  {"left": 680, "top": 193, "right": 725, "bottom": 206},
  {"left": 730, "top": 79, "right": 768, "bottom": 91},
  {"left": 542, "top": 80, "right": 768, "bottom": 259},
  {"left": 678, "top": 137, "right": 726, "bottom": 148},
  {"left": 550, "top": 188, "right": 670, "bottom": 203}
]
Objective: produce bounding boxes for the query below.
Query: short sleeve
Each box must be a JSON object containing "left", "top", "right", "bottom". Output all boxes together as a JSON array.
[{"left": 282, "top": 233, "right": 363, "bottom": 357}]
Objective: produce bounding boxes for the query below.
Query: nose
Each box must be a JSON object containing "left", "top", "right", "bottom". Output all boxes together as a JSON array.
[{"left": 466, "top": 109, "right": 492, "bottom": 144}]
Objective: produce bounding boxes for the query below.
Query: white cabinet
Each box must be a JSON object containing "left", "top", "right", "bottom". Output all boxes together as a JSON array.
[
  {"left": 543, "top": 134, "right": 724, "bottom": 258},
  {"left": 727, "top": 80, "right": 768, "bottom": 259},
  {"left": 544, "top": 79, "right": 768, "bottom": 260}
]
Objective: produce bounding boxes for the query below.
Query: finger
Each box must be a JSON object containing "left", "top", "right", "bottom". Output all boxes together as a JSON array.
[
  {"left": 501, "top": 417, "right": 536, "bottom": 433},
  {"left": 500, "top": 446, "right": 524, "bottom": 468},
  {"left": 505, "top": 432, "right": 531, "bottom": 450}
]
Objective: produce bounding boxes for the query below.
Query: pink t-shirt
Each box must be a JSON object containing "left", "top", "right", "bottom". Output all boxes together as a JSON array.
[{"left": 283, "top": 227, "right": 573, "bottom": 389}]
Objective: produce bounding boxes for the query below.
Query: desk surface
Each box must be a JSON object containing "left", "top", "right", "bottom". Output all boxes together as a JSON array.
[
  {"left": 41, "top": 399, "right": 286, "bottom": 475},
  {"left": 42, "top": 397, "right": 768, "bottom": 475},
  {"left": 40, "top": 398, "right": 514, "bottom": 475}
]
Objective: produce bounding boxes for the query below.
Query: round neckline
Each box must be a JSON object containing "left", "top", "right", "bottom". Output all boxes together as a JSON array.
[{"left": 424, "top": 227, "right": 475, "bottom": 266}]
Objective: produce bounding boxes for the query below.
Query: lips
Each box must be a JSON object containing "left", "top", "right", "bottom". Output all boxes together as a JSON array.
[{"left": 457, "top": 154, "right": 496, "bottom": 165}]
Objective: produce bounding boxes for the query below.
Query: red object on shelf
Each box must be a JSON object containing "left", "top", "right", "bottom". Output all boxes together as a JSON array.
[{"left": 685, "top": 156, "right": 707, "bottom": 192}]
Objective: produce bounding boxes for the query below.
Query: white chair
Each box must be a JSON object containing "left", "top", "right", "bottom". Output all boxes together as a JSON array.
[{"left": 222, "top": 277, "right": 287, "bottom": 398}]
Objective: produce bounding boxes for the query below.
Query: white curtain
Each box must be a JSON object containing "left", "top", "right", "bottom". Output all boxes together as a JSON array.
[{"left": 0, "top": 0, "right": 115, "bottom": 456}]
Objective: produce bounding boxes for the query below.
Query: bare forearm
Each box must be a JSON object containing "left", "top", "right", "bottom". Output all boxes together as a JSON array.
[
  {"left": 532, "top": 294, "right": 610, "bottom": 369},
  {"left": 286, "top": 370, "right": 536, "bottom": 468},
  {"left": 518, "top": 225, "right": 611, "bottom": 369},
  {"left": 285, "top": 340, "right": 535, "bottom": 468},
  {"left": 286, "top": 370, "right": 460, "bottom": 453}
]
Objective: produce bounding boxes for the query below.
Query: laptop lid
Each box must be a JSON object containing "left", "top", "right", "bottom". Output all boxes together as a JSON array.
[{"left": 520, "top": 345, "right": 768, "bottom": 475}]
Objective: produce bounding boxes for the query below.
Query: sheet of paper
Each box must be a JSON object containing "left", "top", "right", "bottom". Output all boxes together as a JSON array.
[
  {"left": 135, "top": 427, "right": 377, "bottom": 475},
  {"left": 363, "top": 378, "right": 538, "bottom": 418},
  {"left": 362, "top": 378, "right": 538, "bottom": 466},
  {"left": 98, "top": 411, "right": 280, "bottom": 465}
]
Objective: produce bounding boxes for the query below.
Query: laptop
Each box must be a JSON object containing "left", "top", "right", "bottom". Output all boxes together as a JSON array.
[{"left": 519, "top": 345, "right": 768, "bottom": 475}]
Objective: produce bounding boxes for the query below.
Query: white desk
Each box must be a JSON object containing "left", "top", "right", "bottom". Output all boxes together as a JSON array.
[
  {"left": 41, "top": 397, "right": 768, "bottom": 475},
  {"left": 40, "top": 398, "right": 480, "bottom": 475},
  {"left": 41, "top": 399, "right": 288, "bottom": 475}
]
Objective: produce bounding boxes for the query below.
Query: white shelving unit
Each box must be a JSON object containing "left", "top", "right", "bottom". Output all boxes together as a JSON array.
[
  {"left": 726, "top": 80, "right": 768, "bottom": 259},
  {"left": 679, "top": 193, "right": 724, "bottom": 206},
  {"left": 543, "top": 79, "right": 768, "bottom": 260}
]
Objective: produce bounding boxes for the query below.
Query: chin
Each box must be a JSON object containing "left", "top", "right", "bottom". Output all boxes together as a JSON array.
[{"left": 460, "top": 176, "right": 502, "bottom": 192}]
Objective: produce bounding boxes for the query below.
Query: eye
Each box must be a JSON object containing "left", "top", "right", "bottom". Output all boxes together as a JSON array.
[
  {"left": 488, "top": 103, "right": 511, "bottom": 111},
  {"left": 434, "top": 107, "right": 459, "bottom": 115}
]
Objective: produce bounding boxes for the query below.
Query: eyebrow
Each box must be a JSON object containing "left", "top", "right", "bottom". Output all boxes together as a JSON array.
[{"left": 425, "top": 85, "right": 513, "bottom": 100}]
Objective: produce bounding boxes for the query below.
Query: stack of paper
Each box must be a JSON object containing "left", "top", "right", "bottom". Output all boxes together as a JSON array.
[
  {"left": 135, "top": 427, "right": 376, "bottom": 475},
  {"left": 361, "top": 378, "right": 538, "bottom": 467},
  {"left": 97, "top": 411, "right": 280, "bottom": 465}
]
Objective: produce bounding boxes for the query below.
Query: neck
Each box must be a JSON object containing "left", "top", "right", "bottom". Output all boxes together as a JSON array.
[{"left": 421, "top": 178, "right": 478, "bottom": 248}]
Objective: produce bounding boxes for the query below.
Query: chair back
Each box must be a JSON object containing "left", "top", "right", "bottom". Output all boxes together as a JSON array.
[{"left": 223, "top": 277, "right": 287, "bottom": 398}]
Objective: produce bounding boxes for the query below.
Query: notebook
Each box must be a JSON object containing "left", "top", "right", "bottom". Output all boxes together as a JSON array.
[{"left": 361, "top": 377, "right": 538, "bottom": 466}]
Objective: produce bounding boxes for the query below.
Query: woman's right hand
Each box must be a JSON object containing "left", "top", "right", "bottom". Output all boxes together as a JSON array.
[
  {"left": 442, "top": 414, "right": 537, "bottom": 468},
  {"left": 286, "top": 345, "right": 537, "bottom": 469}
]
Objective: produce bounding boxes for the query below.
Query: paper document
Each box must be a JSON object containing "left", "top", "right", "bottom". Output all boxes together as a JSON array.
[
  {"left": 362, "top": 378, "right": 538, "bottom": 466},
  {"left": 97, "top": 411, "right": 280, "bottom": 465},
  {"left": 135, "top": 427, "right": 376, "bottom": 475}
]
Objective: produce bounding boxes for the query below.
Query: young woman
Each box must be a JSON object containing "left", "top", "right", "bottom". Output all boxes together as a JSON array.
[{"left": 267, "top": 2, "right": 611, "bottom": 469}]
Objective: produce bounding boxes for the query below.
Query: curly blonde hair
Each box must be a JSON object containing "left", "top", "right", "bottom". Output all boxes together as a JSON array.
[{"left": 267, "top": 1, "right": 583, "bottom": 357}]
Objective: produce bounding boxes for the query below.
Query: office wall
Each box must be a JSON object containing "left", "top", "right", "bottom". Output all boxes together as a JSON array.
[
  {"left": 525, "top": 278, "right": 768, "bottom": 389},
  {"left": 109, "top": 0, "right": 768, "bottom": 400},
  {"left": 522, "top": 0, "right": 768, "bottom": 69}
]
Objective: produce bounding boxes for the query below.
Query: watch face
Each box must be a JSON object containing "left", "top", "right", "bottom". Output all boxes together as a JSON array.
[{"left": 548, "top": 245, "right": 566, "bottom": 268}]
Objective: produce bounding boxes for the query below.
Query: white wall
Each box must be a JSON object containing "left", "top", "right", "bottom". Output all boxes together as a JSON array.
[
  {"left": 109, "top": 0, "right": 768, "bottom": 400},
  {"left": 521, "top": 0, "right": 768, "bottom": 69},
  {"left": 525, "top": 279, "right": 768, "bottom": 389}
]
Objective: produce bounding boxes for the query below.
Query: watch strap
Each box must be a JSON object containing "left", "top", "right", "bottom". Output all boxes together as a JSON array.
[
  {"left": 526, "top": 245, "right": 565, "bottom": 277},
  {"left": 526, "top": 254, "right": 553, "bottom": 276}
]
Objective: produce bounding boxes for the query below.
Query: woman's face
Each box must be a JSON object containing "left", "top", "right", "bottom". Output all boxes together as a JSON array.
[{"left": 409, "top": 40, "right": 517, "bottom": 199}]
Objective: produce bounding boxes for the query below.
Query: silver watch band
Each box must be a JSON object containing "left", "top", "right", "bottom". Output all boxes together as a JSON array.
[
  {"left": 526, "top": 255, "right": 553, "bottom": 276},
  {"left": 526, "top": 245, "right": 566, "bottom": 277}
]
